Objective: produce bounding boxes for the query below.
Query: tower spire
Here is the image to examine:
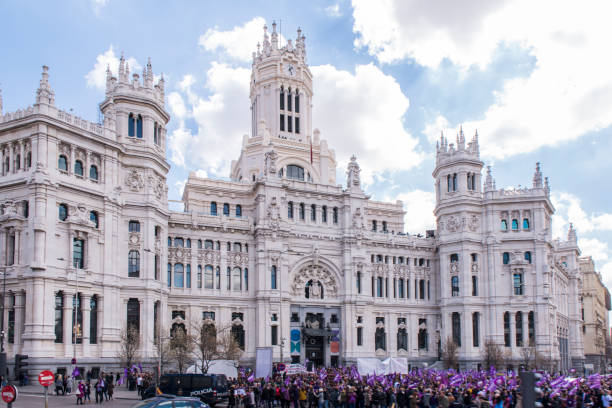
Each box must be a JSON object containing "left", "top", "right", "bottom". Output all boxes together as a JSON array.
[
  {"left": 485, "top": 165, "right": 495, "bottom": 191},
  {"left": 271, "top": 21, "right": 279, "bottom": 50},
  {"left": 533, "top": 162, "right": 543, "bottom": 188},
  {"left": 567, "top": 223, "right": 577, "bottom": 243},
  {"left": 119, "top": 51, "right": 126, "bottom": 82},
  {"left": 35, "top": 65, "right": 55, "bottom": 106}
]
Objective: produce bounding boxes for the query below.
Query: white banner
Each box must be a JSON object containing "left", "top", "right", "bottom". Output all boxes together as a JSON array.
[
  {"left": 357, "top": 358, "right": 409, "bottom": 375},
  {"left": 255, "top": 347, "right": 273, "bottom": 379}
]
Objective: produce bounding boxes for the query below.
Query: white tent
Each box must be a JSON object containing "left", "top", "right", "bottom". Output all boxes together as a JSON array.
[{"left": 356, "top": 358, "right": 408, "bottom": 375}]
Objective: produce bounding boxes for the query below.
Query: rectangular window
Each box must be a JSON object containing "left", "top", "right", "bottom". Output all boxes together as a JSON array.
[
  {"left": 513, "top": 273, "right": 524, "bottom": 295},
  {"left": 398, "top": 279, "right": 404, "bottom": 298},
  {"left": 288, "top": 116, "right": 293, "bottom": 132},
  {"left": 311, "top": 204, "right": 316, "bottom": 221},
  {"left": 357, "top": 327, "right": 363, "bottom": 346},
  {"left": 333, "top": 207, "right": 338, "bottom": 224},
  {"left": 295, "top": 94, "right": 299, "bottom": 113},
  {"left": 299, "top": 203, "right": 305, "bottom": 220},
  {"left": 472, "top": 276, "right": 478, "bottom": 296},
  {"left": 167, "top": 263, "right": 171, "bottom": 287},
  {"left": 288, "top": 202, "right": 294, "bottom": 219},
  {"left": 90, "top": 296, "right": 98, "bottom": 344},
  {"left": 295, "top": 117, "right": 300, "bottom": 134},
  {"left": 6, "top": 234, "right": 15, "bottom": 266},
  {"left": 280, "top": 90, "right": 284, "bottom": 110},
  {"left": 322, "top": 206, "right": 327, "bottom": 223},
  {"left": 73, "top": 238, "right": 84, "bottom": 269},
  {"left": 287, "top": 92, "right": 292, "bottom": 111},
  {"left": 472, "top": 312, "right": 480, "bottom": 347},
  {"left": 223, "top": 203, "right": 230, "bottom": 216},
  {"left": 376, "top": 277, "right": 383, "bottom": 297},
  {"left": 372, "top": 220, "right": 377, "bottom": 231},
  {"left": 356, "top": 272, "right": 361, "bottom": 294},
  {"left": 271, "top": 325, "right": 278, "bottom": 346},
  {"left": 55, "top": 293, "right": 63, "bottom": 343},
  {"left": 280, "top": 114, "right": 285, "bottom": 131}
]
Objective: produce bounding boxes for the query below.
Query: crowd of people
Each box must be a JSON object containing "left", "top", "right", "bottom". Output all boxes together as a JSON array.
[
  {"left": 53, "top": 370, "right": 119, "bottom": 404},
  {"left": 224, "top": 367, "right": 612, "bottom": 408}
]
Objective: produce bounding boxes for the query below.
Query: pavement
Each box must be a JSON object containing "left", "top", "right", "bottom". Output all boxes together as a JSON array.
[
  {"left": 13, "top": 383, "right": 141, "bottom": 399},
  {"left": 2, "top": 393, "right": 138, "bottom": 407}
]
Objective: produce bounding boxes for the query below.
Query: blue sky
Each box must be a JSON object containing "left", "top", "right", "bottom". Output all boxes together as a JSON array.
[{"left": 2, "top": 0, "right": 612, "bottom": 287}]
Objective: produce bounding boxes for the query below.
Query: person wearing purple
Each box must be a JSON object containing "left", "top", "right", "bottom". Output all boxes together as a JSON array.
[{"left": 76, "top": 380, "right": 85, "bottom": 405}]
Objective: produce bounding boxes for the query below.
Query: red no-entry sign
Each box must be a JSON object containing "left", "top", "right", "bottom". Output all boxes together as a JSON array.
[
  {"left": 38, "top": 370, "right": 55, "bottom": 387},
  {"left": 1, "top": 384, "right": 17, "bottom": 403}
]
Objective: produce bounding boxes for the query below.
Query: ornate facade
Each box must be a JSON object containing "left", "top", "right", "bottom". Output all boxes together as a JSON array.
[{"left": 0, "top": 23, "right": 588, "bottom": 376}]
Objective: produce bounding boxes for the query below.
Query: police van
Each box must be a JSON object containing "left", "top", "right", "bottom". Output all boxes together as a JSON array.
[{"left": 155, "top": 374, "right": 229, "bottom": 406}]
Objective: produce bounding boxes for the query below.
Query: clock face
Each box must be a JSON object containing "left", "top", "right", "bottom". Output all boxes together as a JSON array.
[{"left": 285, "top": 64, "right": 296, "bottom": 76}]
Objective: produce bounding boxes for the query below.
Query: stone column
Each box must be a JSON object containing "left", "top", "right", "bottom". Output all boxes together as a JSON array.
[
  {"left": 63, "top": 292, "right": 73, "bottom": 357},
  {"left": 523, "top": 311, "right": 529, "bottom": 347},
  {"left": 81, "top": 294, "right": 91, "bottom": 354},
  {"left": 69, "top": 146, "right": 74, "bottom": 175},
  {"left": 85, "top": 151, "right": 91, "bottom": 181},
  {"left": 14, "top": 291, "right": 24, "bottom": 348},
  {"left": 8, "top": 143, "right": 14, "bottom": 173},
  {"left": 18, "top": 141, "right": 24, "bottom": 171}
]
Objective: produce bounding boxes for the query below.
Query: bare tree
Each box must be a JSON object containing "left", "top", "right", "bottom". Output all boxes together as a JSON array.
[
  {"left": 441, "top": 336, "right": 459, "bottom": 369},
  {"left": 192, "top": 320, "right": 219, "bottom": 374},
  {"left": 217, "top": 328, "right": 243, "bottom": 367},
  {"left": 169, "top": 327, "right": 195, "bottom": 374},
  {"left": 154, "top": 329, "right": 173, "bottom": 377},
  {"left": 117, "top": 326, "right": 141, "bottom": 369},
  {"left": 519, "top": 346, "right": 536, "bottom": 370},
  {"left": 482, "top": 339, "right": 505, "bottom": 370}
]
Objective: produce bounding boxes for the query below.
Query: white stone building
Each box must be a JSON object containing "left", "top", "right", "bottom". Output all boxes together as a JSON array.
[{"left": 0, "top": 23, "right": 587, "bottom": 377}]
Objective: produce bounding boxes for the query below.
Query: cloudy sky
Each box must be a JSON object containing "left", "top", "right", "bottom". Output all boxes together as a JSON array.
[{"left": 2, "top": 0, "right": 612, "bottom": 287}]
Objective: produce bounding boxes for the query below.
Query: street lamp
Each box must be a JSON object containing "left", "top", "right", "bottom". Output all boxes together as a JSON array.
[{"left": 143, "top": 248, "right": 162, "bottom": 383}]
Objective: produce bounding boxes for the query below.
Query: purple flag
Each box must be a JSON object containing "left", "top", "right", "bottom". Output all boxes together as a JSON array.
[
  {"left": 138, "top": 363, "right": 143, "bottom": 373},
  {"left": 72, "top": 366, "right": 80, "bottom": 378},
  {"left": 247, "top": 373, "right": 255, "bottom": 383}
]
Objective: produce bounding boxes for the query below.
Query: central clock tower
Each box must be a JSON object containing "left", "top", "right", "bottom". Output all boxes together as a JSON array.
[{"left": 250, "top": 22, "right": 313, "bottom": 143}]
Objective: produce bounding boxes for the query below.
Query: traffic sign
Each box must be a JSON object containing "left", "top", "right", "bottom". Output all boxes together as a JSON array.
[
  {"left": 1, "top": 385, "right": 17, "bottom": 403},
  {"left": 38, "top": 370, "right": 55, "bottom": 387},
  {"left": 277, "top": 363, "right": 286, "bottom": 372}
]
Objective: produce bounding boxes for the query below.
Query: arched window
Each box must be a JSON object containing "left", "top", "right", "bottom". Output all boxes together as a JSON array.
[
  {"left": 136, "top": 115, "right": 143, "bottom": 138},
  {"left": 232, "top": 267, "right": 241, "bottom": 291},
  {"left": 89, "top": 165, "right": 98, "bottom": 181},
  {"left": 452, "top": 173, "right": 457, "bottom": 191},
  {"left": 210, "top": 202, "right": 217, "bottom": 216},
  {"left": 128, "top": 113, "right": 135, "bottom": 137},
  {"left": 171, "top": 322, "right": 186, "bottom": 338},
  {"left": 279, "top": 87, "right": 285, "bottom": 110},
  {"left": 74, "top": 160, "right": 83, "bottom": 176},
  {"left": 186, "top": 238, "right": 191, "bottom": 248},
  {"left": 287, "top": 165, "right": 305, "bottom": 181},
  {"left": 90, "top": 295, "right": 98, "bottom": 344},
  {"left": 516, "top": 312, "right": 524, "bottom": 347},
  {"left": 271, "top": 265, "right": 277, "bottom": 290},
  {"left": 287, "top": 89, "right": 292, "bottom": 111},
  {"left": 26, "top": 152, "right": 31, "bottom": 168},
  {"left": 58, "top": 155, "right": 68, "bottom": 171},
  {"left": 375, "top": 318, "right": 386, "bottom": 350},
  {"left": 223, "top": 203, "right": 230, "bottom": 216},
  {"left": 167, "top": 237, "right": 172, "bottom": 247},
  {"left": 397, "top": 326, "right": 408, "bottom": 351},
  {"left": 295, "top": 91, "right": 299, "bottom": 113},
  {"left": 186, "top": 264, "right": 191, "bottom": 288},
  {"left": 127, "top": 298, "right": 140, "bottom": 333},
  {"left": 512, "top": 219, "right": 519, "bottom": 230},
  {"left": 204, "top": 265, "right": 214, "bottom": 289},
  {"left": 90, "top": 211, "right": 99, "bottom": 228},
  {"left": 504, "top": 312, "right": 511, "bottom": 347},
  {"left": 231, "top": 324, "right": 245, "bottom": 350},
  {"left": 58, "top": 203, "right": 68, "bottom": 221},
  {"left": 233, "top": 242, "right": 242, "bottom": 252},
  {"left": 451, "top": 276, "right": 459, "bottom": 297},
  {"left": 528, "top": 311, "right": 535, "bottom": 345},
  {"left": 197, "top": 239, "right": 202, "bottom": 249},
  {"left": 418, "top": 319, "right": 428, "bottom": 350},
  {"left": 55, "top": 292, "right": 64, "bottom": 343},
  {"left": 451, "top": 312, "right": 461, "bottom": 347},
  {"left": 503, "top": 252, "right": 510, "bottom": 265},
  {"left": 333, "top": 207, "right": 338, "bottom": 224},
  {"left": 287, "top": 201, "right": 294, "bottom": 219},
  {"left": 153, "top": 121, "right": 159, "bottom": 145},
  {"left": 450, "top": 253, "right": 459, "bottom": 263},
  {"left": 204, "top": 240, "right": 214, "bottom": 249},
  {"left": 525, "top": 251, "right": 532, "bottom": 264},
  {"left": 174, "top": 237, "right": 184, "bottom": 247},
  {"left": 174, "top": 264, "right": 184, "bottom": 288},
  {"left": 501, "top": 219, "right": 508, "bottom": 230},
  {"left": 523, "top": 218, "right": 530, "bottom": 229},
  {"left": 472, "top": 312, "right": 480, "bottom": 347},
  {"left": 128, "top": 250, "right": 140, "bottom": 277},
  {"left": 129, "top": 220, "right": 140, "bottom": 232},
  {"left": 236, "top": 205, "right": 242, "bottom": 217}
]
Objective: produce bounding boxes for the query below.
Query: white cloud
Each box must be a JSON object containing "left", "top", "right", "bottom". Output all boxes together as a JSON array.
[
  {"left": 551, "top": 192, "right": 612, "bottom": 235},
  {"left": 393, "top": 190, "right": 436, "bottom": 234},
  {"left": 325, "top": 4, "right": 342, "bottom": 17},
  {"left": 353, "top": 0, "right": 612, "bottom": 159},
  {"left": 311, "top": 63, "right": 423, "bottom": 184},
  {"left": 167, "top": 64, "right": 251, "bottom": 175},
  {"left": 91, "top": 0, "right": 108, "bottom": 15},
  {"left": 579, "top": 238, "right": 609, "bottom": 263},
  {"left": 199, "top": 17, "right": 267, "bottom": 62},
  {"left": 85, "top": 46, "right": 141, "bottom": 91}
]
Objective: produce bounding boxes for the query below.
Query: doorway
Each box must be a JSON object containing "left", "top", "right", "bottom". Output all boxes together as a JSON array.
[{"left": 305, "top": 336, "right": 324, "bottom": 368}]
